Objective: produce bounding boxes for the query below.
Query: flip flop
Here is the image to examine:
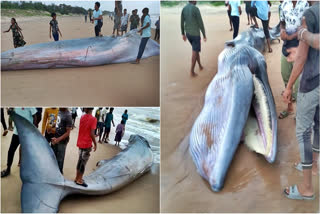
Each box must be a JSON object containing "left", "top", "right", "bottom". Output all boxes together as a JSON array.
[
  {"left": 1, "top": 169, "right": 10, "bottom": 178},
  {"left": 75, "top": 181, "right": 88, "bottom": 187},
  {"left": 284, "top": 185, "right": 315, "bottom": 200},
  {"left": 294, "top": 162, "right": 303, "bottom": 172},
  {"left": 278, "top": 110, "right": 293, "bottom": 119}
]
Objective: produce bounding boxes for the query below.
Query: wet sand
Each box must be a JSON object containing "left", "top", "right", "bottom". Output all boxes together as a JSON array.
[
  {"left": 1, "top": 110, "right": 159, "bottom": 213},
  {"left": 160, "top": 6, "right": 319, "bottom": 213},
  {"left": 1, "top": 16, "right": 159, "bottom": 106}
]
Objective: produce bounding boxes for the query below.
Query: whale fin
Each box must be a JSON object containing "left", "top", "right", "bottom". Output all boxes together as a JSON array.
[{"left": 12, "top": 112, "right": 66, "bottom": 213}]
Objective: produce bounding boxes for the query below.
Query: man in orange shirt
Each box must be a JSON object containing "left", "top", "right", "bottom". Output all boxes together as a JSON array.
[
  {"left": 74, "top": 108, "right": 97, "bottom": 187},
  {"left": 41, "top": 108, "right": 59, "bottom": 143}
]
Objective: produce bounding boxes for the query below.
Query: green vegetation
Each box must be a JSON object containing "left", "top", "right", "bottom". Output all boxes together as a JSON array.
[
  {"left": 1, "top": 8, "right": 51, "bottom": 17},
  {"left": 1, "top": 1, "right": 87, "bottom": 15}
]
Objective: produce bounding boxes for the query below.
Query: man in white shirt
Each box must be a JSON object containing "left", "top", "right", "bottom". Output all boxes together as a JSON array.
[
  {"left": 1, "top": 108, "right": 37, "bottom": 178},
  {"left": 121, "top": 9, "right": 129, "bottom": 35},
  {"left": 92, "top": 2, "right": 103, "bottom": 37}
]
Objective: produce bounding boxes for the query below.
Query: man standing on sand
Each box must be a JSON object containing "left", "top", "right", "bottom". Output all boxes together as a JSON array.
[
  {"left": 74, "top": 108, "right": 97, "bottom": 187},
  {"left": 51, "top": 108, "right": 72, "bottom": 174},
  {"left": 130, "top": 9, "right": 140, "bottom": 30},
  {"left": 181, "top": 1, "right": 207, "bottom": 77},
  {"left": 282, "top": 1, "right": 319, "bottom": 200},
  {"left": 92, "top": 2, "right": 103, "bottom": 37},
  {"left": 121, "top": 9, "right": 129, "bottom": 35},
  {"left": 103, "top": 107, "right": 115, "bottom": 143},
  {"left": 42, "top": 107, "right": 59, "bottom": 144}
]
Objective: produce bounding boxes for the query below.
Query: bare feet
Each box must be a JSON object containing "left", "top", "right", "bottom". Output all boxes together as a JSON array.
[
  {"left": 199, "top": 65, "right": 204, "bottom": 71},
  {"left": 190, "top": 72, "right": 198, "bottom": 77},
  {"left": 268, "top": 48, "right": 273, "bottom": 53}
]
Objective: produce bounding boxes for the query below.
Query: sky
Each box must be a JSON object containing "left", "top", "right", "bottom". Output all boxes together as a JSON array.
[{"left": 40, "top": 0, "right": 160, "bottom": 15}]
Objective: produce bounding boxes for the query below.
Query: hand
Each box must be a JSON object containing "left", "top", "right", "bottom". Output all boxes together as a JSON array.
[
  {"left": 286, "top": 47, "right": 297, "bottom": 62},
  {"left": 182, "top": 35, "right": 186, "bottom": 41},
  {"left": 203, "top": 37, "right": 207, "bottom": 42},
  {"left": 282, "top": 87, "right": 293, "bottom": 104},
  {"left": 138, "top": 29, "right": 142, "bottom": 33},
  {"left": 51, "top": 137, "right": 59, "bottom": 145},
  {"left": 280, "top": 30, "right": 288, "bottom": 40},
  {"left": 93, "top": 144, "right": 97, "bottom": 152}
]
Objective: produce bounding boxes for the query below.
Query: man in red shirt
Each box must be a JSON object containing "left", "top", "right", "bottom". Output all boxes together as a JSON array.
[{"left": 74, "top": 108, "right": 97, "bottom": 187}]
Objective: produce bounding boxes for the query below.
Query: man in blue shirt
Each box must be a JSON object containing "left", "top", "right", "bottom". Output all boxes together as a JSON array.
[
  {"left": 92, "top": 2, "right": 103, "bottom": 37},
  {"left": 229, "top": 0, "right": 242, "bottom": 39},
  {"left": 250, "top": 0, "right": 273, "bottom": 52},
  {"left": 103, "top": 107, "right": 115, "bottom": 142}
]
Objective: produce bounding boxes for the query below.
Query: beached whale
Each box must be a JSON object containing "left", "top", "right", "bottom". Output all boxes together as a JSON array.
[
  {"left": 1, "top": 29, "right": 160, "bottom": 71},
  {"left": 11, "top": 112, "right": 153, "bottom": 213},
  {"left": 189, "top": 25, "right": 279, "bottom": 192}
]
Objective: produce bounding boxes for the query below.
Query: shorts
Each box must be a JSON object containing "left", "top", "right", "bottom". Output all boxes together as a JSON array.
[
  {"left": 105, "top": 126, "right": 111, "bottom": 133},
  {"left": 186, "top": 33, "right": 201, "bottom": 52},
  {"left": 52, "top": 32, "right": 59, "bottom": 41},
  {"left": 77, "top": 147, "right": 92, "bottom": 174},
  {"left": 95, "top": 21, "right": 103, "bottom": 37},
  {"left": 121, "top": 24, "right": 128, "bottom": 32}
]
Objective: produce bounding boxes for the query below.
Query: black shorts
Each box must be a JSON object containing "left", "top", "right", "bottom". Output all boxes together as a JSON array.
[
  {"left": 95, "top": 21, "right": 103, "bottom": 37},
  {"left": 186, "top": 33, "right": 201, "bottom": 52},
  {"left": 105, "top": 127, "right": 111, "bottom": 133}
]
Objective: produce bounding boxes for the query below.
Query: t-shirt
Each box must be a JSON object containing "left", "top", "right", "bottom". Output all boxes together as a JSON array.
[
  {"left": 229, "top": 0, "right": 241, "bottom": 17},
  {"left": 130, "top": 14, "right": 140, "bottom": 29},
  {"left": 13, "top": 108, "right": 37, "bottom": 135},
  {"left": 122, "top": 113, "right": 128, "bottom": 124},
  {"left": 77, "top": 113, "right": 97, "bottom": 149},
  {"left": 93, "top": 9, "right": 103, "bottom": 26},
  {"left": 49, "top": 19, "right": 59, "bottom": 34},
  {"left": 299, "top": 2, "right": 319, "bottom": 93},
  {"left": 100, "top": 108, "right": 107, "bottom": 123},
  {"left": 104, "top": 113, "right": 113, "bottom": 128},
  {"left": 141, "top": 15, "right": 152, "bottom": 38},
  {"left": 181, "top": 3, "right": 206, "bottom": 37},
  {"left": 121, "top": 13, "right": 129, "bottom": 26},
  {"left": 280, "top": 0, "right": 309, "bottom": 34},
  {"left": 55, "top": 110, "right": 72, "bottom": 143},
  {"left": 41, "top": 108, "right": 59, "bottom": 135},
  {"left": 116, "top": 123, "right": 125, "bottom": 133},
  {"left": 251, "top": 1, "right": 269, "bottom": 21}
]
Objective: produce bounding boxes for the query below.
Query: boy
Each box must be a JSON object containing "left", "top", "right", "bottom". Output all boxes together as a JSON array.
[
  {"left": 103, "top": 107, "right": 115, "bottom": 143},
  {"left": 74, "top": 108, "right": 97, "bottom": 187},
  {"left": 49, "top": 12, "right": 62, "bottom": 41},
  {"left": 92, "top": 2, "right": 103, "bottom": 37}
]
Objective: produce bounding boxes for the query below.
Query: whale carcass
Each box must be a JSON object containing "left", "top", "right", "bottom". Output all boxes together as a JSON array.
[
  {"left": 189, "top": 25, "right": 280, "bottom": 192},
  {"left": 12, "top": 112, "right": 153, "bottom": 213},
  {"left": 1, "top": 30, "right": 160, "bottom": 71}
]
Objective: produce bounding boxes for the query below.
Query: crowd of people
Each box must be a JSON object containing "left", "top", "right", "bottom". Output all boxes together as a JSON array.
[
  {"left": 1, "top": 107, "right": 129, "bottom": 187},
  {"left": 2, "top": 1, "right": 160, "bottom": 64},
  {"left": 181, "top": 0, "right": 319, "bottom": 201}
]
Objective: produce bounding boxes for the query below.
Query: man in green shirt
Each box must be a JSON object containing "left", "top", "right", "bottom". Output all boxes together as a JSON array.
[{"left": 181, "top": 1, "right": 207, "bottom": 77}]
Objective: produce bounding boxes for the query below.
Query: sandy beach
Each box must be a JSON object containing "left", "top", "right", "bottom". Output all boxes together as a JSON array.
[
  {"left": 1, "top": 109, "right": 160, "bottom": 213},
  {"left": 1, "top": 15, "right": 159, "bottom": 106},
  {"left": 160, "top": 5, "right": 319, "bottom": 213}
]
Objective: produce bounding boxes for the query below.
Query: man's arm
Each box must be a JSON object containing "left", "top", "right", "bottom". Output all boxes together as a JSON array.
[
  {"left": 298, "top": 16, "right": 320, "bottom": 50},
  {"left": 196, "top": 9, "right": 206, "bottom": 40},
  {"left": 41, "top": 109, "right": 48, "bottom": 135},
  {"left": 112, "top": 119, "right": 115, "bottom": 127},
  {"left": 52, "top": 127, "right": 71, "bottom": 144},
  {"left": 33, "top": 115, "right": 37, "bottom": 126},
  {"left": 282, "top": 40, "right": 309, "bottom": 103},
  {"left": 181, "top": 9, "right": 185, "bottom": 36},
  {"left": 90, "top": 129, "right": 97, "bottom": 152}
]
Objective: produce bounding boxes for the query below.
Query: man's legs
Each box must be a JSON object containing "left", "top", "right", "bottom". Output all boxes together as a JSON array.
[
  {"left": 136, "top": 37, "right": 149, "bottom": 63},
  {"left": 286, "top": 86, "right": 320, "bottom": 196},
  {"left": 261, "top": 19, "right": 272, "bottom": 52},
  {"left": 1, "top": 108, "right": 8, "bottom": 136},
  {"left": 250, "top": 7, "right": 259, "bottom": 28},
  {"left": 312, "top": 106, "right": 319, "bottom": 175},
  {"left": 98, "top": 123, "right": 104, "bottom": 143},
  {"left": 1, "top": 134, "right": 20, "bottom": 177},
  {"left": 95, "top": 25, "right": 99, "bottom": 37},
  {"left": 52, "top": 143, "right": 67, "bottom": 174},
  {"left": 231, "top": 16, "right": 239, "bottom": 39},
  {"left": 75, "top": 148, "right": 91, "bottom": 187}
]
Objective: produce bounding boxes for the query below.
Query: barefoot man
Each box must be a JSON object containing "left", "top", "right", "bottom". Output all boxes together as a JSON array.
[{"left": 181, "top": 1, "right": 206, "bottom": 77}]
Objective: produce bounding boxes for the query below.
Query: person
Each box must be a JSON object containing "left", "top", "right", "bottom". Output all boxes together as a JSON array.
[
  {"left": 278, "top": 0, "right": 309, "bottom": 119},
  {"left": 1, "top": 108, "right": 8, "bottom": 136},
  {"left": 49, "top": 13, "right": 62, "bottom": 41},
  {"left": 267, "top": 1, "right": 272, "bottom": 29},
  {"left": 229, "top": 0, "right": 242, "bottom": 39},
  {"left": 130, "top": 9, "right": 140, "bottom": 30},
  {"left": 250, "top": 1, "right": 273, "bottom": 52},
  {"left": 41, "top": 108, "right": 59, "bottom": 144},
  {"left": 94, "top": 108, "right": 103, "bottom": 136},
  {"left": 113, "top": 1, "right": 122, "bottom": 37},
  {"left": 35, "top": 108, "right": 42, "bottom": 128},
  {"left": 103, "top": 107, "right": 115, "bottom": 143},
  {"left": 89, "top": 9, "right": 92, "bottom": 22},
  {"left": 1, "top": 108, "right": 37, "bottom": 178},
  {"left": 71, "top": 107, "right": 78, "bottom": 129},
  {"left": 121, "top": 109, "right": 129, "bottom": 125},
  {"left": 245, "top": 1, "right": 253, "bottom": 25},
  {"left": 51, "top": 108, "right": 72, "bottom": 174},
  {"left": 181, "top": 1, "right": 207, "bottom": 77},
  {"left": 92, "top": 2, "right": 103, "bottom": 37},
  {"left": 98, "top": 107, "right": 107, "bottom": 143},
  {"left": 225, "top": 1, "right": 233, "bottom": 31},
  {"left": 114, "top": 120, "right": 125, "bottom": 147},
  {"left": 121, "top": 9, "right": 129, "bottom": 35},
  {"left": 155, "top": 16, "right": 160, "bottom": 40},
  {"left": 3, "top": 18, "right": 26, "bottom": 48},
  {"left": 85, "top": 13, "right": 88, "bottom": 23},
  {"left": 132, "top": 8, "right": 152, "bottom": 64},
  {"left": 297, "top": 17, "right": 320, "bottom": 49},
  {"left": 282, "top": 1, "right": 319, "bottom": 200},
  {"left": 74, "top": 108, "right": 97, "bottom": 187}
]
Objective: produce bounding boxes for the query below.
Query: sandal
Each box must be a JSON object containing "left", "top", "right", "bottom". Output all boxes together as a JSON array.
[
  {"left": 284, "top": 185, "right": 315, "bottom": 200},
  {"left": 1, "top": 169, "right": 10, "bottom": 178},
  {"left": 75, "top": 181, "right": 88, "bottom": 187},
  {"left": 278, "top": 110, "right": 293, "bottom": 119}
]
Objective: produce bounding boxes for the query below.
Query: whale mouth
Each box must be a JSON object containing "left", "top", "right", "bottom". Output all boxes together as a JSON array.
[{"left": 243, "top": 75, "right": 275, "bottom": 162}]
